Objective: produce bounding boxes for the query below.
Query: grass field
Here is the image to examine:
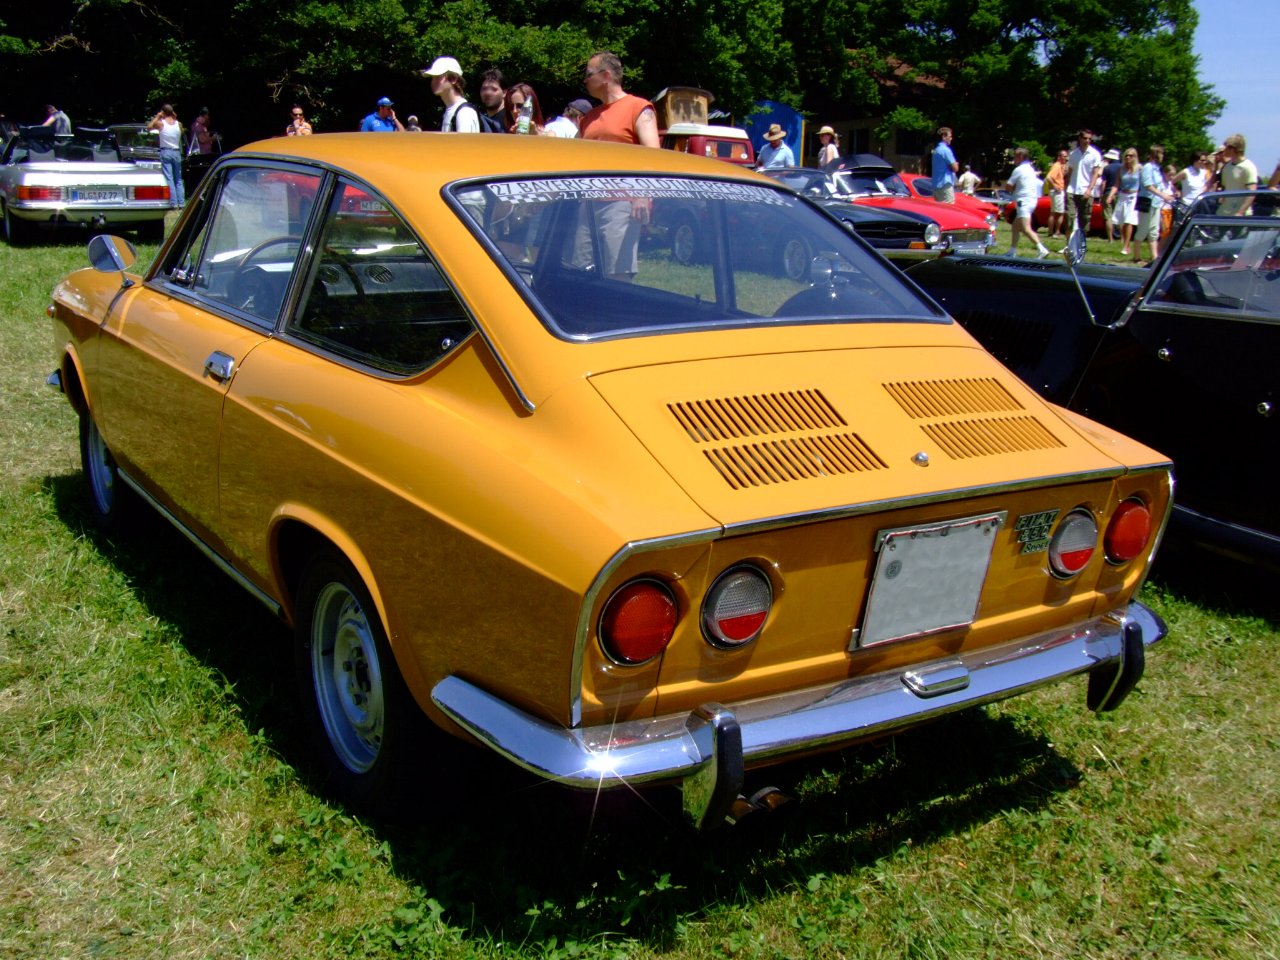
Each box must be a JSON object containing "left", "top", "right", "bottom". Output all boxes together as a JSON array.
[{"left": 1, "top": 222, "right": 1277, "bottom": 959}]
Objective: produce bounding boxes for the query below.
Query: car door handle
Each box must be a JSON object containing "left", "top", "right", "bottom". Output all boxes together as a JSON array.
[{"left": 204, "top": 351, "right": 236, "bottom": 382}]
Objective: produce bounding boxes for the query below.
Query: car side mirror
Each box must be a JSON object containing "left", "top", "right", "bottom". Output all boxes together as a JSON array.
[
  {"left": 88, "top": 234, "right": 137, "bottom": 274},
  {"left": 1062, "top": 227, "right": 1086, "bottom": 267}
]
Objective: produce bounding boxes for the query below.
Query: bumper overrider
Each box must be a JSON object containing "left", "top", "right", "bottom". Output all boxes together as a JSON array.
[{"left": 432, "top": 601, "right": 1164, "bottom": 829}]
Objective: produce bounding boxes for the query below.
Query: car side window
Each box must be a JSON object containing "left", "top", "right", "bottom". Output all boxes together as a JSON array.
[
  {"left": 288, "top": 178, "right": 474, "bottom": 375},
  {"left": 160, "top": 166, "right": 321, "bottom": 324},
  {"left": 1148, "top": 221, "right": 1280, "bottom": 318}
]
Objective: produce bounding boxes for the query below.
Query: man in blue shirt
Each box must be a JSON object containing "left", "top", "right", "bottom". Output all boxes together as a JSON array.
[
  {"left": 756, "top": 124, "right": 794, "bottom": 169},
  {"left": 931, "top": 126, "right": 959, "bottom": 203},
  {"left": 360, "top": 97, "right": 404, "bottom": 132}
]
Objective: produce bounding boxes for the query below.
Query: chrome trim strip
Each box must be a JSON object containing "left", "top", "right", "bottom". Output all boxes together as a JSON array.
[
  {"left": 438, "top": 601, "right": 1165, "bottom": 792},
  {"left": 118, "top": 470, "right": 283, "bottom": 618}
]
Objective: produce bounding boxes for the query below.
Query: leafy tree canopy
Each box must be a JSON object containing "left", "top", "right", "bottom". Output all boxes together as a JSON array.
[{"left": 0, "top": 0, "right": 1221, "bottom": 171}]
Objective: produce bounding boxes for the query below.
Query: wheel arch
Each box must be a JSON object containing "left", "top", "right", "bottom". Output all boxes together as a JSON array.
[
  {"left": 58, "top": 347, "right": 90, "bottom": 419},
  {"left": 271, "top": 510, "right": 436, "bottom": 713}
]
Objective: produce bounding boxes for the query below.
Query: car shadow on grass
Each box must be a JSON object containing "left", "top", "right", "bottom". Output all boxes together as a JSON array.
[{"left": 48, "top": 470, "right": 1085, "bottom": 950}]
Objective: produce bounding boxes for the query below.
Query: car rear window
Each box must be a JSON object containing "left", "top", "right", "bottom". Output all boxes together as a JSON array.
[{"left": 449, "top": 175, "right": 943, "bottom": 341}]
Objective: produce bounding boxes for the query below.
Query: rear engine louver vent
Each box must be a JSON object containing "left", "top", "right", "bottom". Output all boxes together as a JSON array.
[
  {"left": 884, "top": 378, "right": 1065, "bottom": 459},
  {"left": 670, "top": 390, "right": 887, "bottom": 490}
]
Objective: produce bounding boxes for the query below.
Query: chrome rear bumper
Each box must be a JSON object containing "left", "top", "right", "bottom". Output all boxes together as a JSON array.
[{"left": 432, "top": 601, "right": 1164, "bottom": 828}]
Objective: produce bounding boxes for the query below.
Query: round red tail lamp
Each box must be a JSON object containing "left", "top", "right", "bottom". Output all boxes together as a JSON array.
[
  {"left": 1048, "top": 509, "right": 1098, "bottom": 578},
  {"left": 599, "top": 580, "right": 678, "bottom": 665},
  {"left": 1105, "top": 498, "right": 1153, "bottom": 564},
  {"left": 702, "top": 565, "right": 773, "bottom": 648}
]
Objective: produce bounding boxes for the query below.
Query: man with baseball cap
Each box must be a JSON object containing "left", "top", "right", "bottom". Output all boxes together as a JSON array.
[
  {"left": 543, "top": 99, "right": 593, "bottom": 138},
  {"left": 422, "top": 55, "right": 481, "bottom": 132},
  {"left": 359, "top": 96, "right": 404, "bottom": 132}
]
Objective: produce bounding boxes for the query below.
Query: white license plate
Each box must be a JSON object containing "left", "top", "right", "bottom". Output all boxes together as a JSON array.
[
  {"left": 950, "top": 242, "right": 989, "bottom": 254},
  {"left": 359, "top": 199, "right": 387, "bottom": 212},
  {"left": 71, "top": 189, "right": 123, "bottom": 203},
  {"left": 856, "top": 512, "right": 1005, "bottom": 647}
]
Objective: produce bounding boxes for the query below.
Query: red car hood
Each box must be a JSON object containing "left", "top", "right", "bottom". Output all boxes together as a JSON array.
[{"left": 849, "top": 195, "right": 992, "bottom": 231}]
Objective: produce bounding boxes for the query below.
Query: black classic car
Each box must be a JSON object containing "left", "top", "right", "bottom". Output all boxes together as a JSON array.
[
  {"left": 758, "top": 167, "right": 945, "bottom": 253},
  {"left": 905, "top": 190, "right": 1280, "bottom": 568}
]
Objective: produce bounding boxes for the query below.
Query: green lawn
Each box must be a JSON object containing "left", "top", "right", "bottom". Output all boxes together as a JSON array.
[{"left": 1, "top": 225, "right": 1277, "bottom": 959}]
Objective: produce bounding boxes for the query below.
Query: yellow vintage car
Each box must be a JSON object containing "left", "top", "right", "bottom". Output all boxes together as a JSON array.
[{"left": 48, "top": 134, "right": 1172, "bottom": 828}]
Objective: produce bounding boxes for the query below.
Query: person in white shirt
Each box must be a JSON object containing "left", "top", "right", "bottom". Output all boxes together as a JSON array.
[
  {"left": 1065, "top": 129, "right": 1103, "bottom": 236},
  {"left": 148, "top": 103, "right": 184, "bottom": 207},
  {"left": 543, "top": 99, "right": 592, "bottom": 138},
  {"left": 422, "top": 56, "right": 481, "bottom": 133},
  {"left": 1005, "top": 147, "right": 1050, "bottom": 258}
]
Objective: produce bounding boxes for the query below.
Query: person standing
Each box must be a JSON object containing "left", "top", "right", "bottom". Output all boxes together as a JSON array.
[
  {"left": 957, "top": 165, "right": 980, "bottom": 195},
  {"left": 930, "top": 126, "right": 959, "bottom": 202},
  {"left": 1134, "top": 144, "right": 1173, "bottom": 265},
  {"left": 42, "top": 104, "right": 71, "bottom": 135},
  {"left": 1212, "top": 133, "right": 1259, "bottom": 215},
  {"left": 816, "top": 126, "right": 840, "bottom": 168},
  {"left": 360, "top": 97, "right": 404, "bottom": 132},
  {"left": 756, "top": 125, "right": 794, "bottom": 168},
  {"left": 578, "top": 51, "right": 659, "bottom": 147},
  {"left": 1171, "top": 151, "right": 1209, "bottom": 207},
  {"left": 1045, "top": 149, "right": 1068, "bottom": 238},
  {"left": 404, "top": 115, "right": 423, "bottom": 132},
  {"left": 1099, "top": 149, "right": 1122, "bottom": 241},
  {"left": 477, "top": 68, "right": 507, "bottom": 133},
  {"left": 543, "top": 99, "right": 592, "bottom": 138},
  {"left": 189, "top": 107, "right": 214, "bottom": 154},
  {"left": 148, "top": 104, "right": 184, "bottom": 208},
  {"left": 285, "top": 105, "right": 312, "bottom": 136},
  {"left": 1108, "top": 148, "right": 1142, "bottom": 257},
  {"left": 422, "top": 57, "right": 480, "bottom": 133},
  {"left": 504, "top": 83, "right": 545, "bottom": 135},
  {"left": 1065, "top": 129, "right": 1103, "bottom": 237}
]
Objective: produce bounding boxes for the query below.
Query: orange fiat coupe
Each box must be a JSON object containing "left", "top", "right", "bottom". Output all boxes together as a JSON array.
[{"left": 47, "top": 134, "right": 1172, "bottom": 827}]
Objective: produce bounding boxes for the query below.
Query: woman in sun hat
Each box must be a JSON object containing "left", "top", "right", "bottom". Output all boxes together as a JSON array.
[{"left": 816, "top": 125, "right": 840, "bottom": 168}]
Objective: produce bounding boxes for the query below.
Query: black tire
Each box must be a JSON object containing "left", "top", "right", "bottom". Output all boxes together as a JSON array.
[
  {"left": 294, "top": 549, "right": 428, "bottom": 814},
  {"left": 777, "top": 233, "right": 812, "bottom": 281},
  {"left": 137, "top": 218, "right": 166, "bottom": 243},
  {"left": 3, "top": 201, "right": 32, "bottom": 246},
  {"left": 670, "top": 214, "right": 701, "bottom": 266},
  {"left": 78, "top": 406, "right": 132, "bottom": 532}
]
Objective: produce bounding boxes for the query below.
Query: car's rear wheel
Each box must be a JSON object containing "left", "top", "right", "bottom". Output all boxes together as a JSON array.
[
  {"left": 78, "top": 407, "right": 131, "bottom": 532},
  {"left": 137, "top": 219, "right": 166, "bottom": 243},
  {"left": 670, "top": 215, "right": 701, "bottom": 265},
  {"left": 294, "top": 549, "right": 426, "bottom": 814},
  {"left": 2, "top": 201, "right": 32, "bottom": 246},
  {"left": 777, "top": 232, "right": 812, "bottom": 281}
]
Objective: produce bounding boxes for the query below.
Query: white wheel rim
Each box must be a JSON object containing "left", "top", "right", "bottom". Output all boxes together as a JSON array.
[{"left": 310, "top": 582, "right": 385, "bottom": 773}]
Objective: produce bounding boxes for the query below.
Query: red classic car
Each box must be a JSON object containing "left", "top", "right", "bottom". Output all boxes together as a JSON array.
[
  {"left": 833, "top": 155, "right": 996, "bottom": 254},
  {"left": 899, "top": 172, "right": 1001, "bottom": 221}
]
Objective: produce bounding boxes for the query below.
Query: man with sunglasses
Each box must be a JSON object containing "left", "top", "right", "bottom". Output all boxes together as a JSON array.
[
  {"left": 286, "top": 106, "right": 312, "bottom": 136},
  {"left": 578, "top": 52, "right": 658, "bottom": 147}
]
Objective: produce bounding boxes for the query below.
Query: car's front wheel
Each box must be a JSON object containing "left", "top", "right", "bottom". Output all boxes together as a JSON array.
[{"left": 294, "top": 550, "right": 425, "bottom": 813}]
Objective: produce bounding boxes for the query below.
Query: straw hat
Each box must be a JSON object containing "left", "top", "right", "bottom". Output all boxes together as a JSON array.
[
  {"left": 817, "top": 125, "right": 836, "bottom": 137},
  {"left": 763, "top": 123, "right": 786, "bottom": 142}
]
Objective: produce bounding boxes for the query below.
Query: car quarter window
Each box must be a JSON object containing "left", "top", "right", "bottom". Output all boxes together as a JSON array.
[
  {"left": 450, "top": 175, "right": 940, "bottom": 341},
  {"left": 157, "top": 165, "right": 321, "bottom": 324},
  {"left": 1148, "top": 221, "right": 1280, "bottom": 319},
  {"left": 287, "top": 178, "right": 474, "bottom": 375}
]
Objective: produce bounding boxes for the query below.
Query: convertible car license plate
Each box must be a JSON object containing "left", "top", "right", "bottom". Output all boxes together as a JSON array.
[
  {"left": 71, "top": 189, "right": 123, "bottom": 203},
  {"left": 856, "top": 512, "right": 1005, "bottom": 648}
]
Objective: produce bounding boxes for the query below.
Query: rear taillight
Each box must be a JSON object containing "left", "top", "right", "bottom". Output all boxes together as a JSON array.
[
  {"left": 17, "top": 185, "right": 62, "bottom": 201},
  {"left": 133, "top": 185, "right": 171, "bottom": 201},
  {"left": 599, "top": 580, "right": 677, "bottom": 665},
  {"left": 1105, "top": 498, "right": 1152, "bottom": 564},
  {"left": 1048, "top": 509, "right": 1098, "bottom": 578},
  {"left": 702, "top": 565, "right": 773, "bottom": 648}
]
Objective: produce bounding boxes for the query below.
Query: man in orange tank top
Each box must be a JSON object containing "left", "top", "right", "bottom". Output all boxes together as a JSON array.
[{"left": 579, "top": 52, "right": 659, "bottom": 148}]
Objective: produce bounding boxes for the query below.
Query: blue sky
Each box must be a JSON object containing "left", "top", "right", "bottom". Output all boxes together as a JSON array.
[{"left": 1192, "top": 0, "right": 1278, "bottom": 175}]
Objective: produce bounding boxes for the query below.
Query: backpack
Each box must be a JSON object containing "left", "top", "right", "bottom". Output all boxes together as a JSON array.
[{"left": 449, "top": 102, "right": 502, "bottom": 133}]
